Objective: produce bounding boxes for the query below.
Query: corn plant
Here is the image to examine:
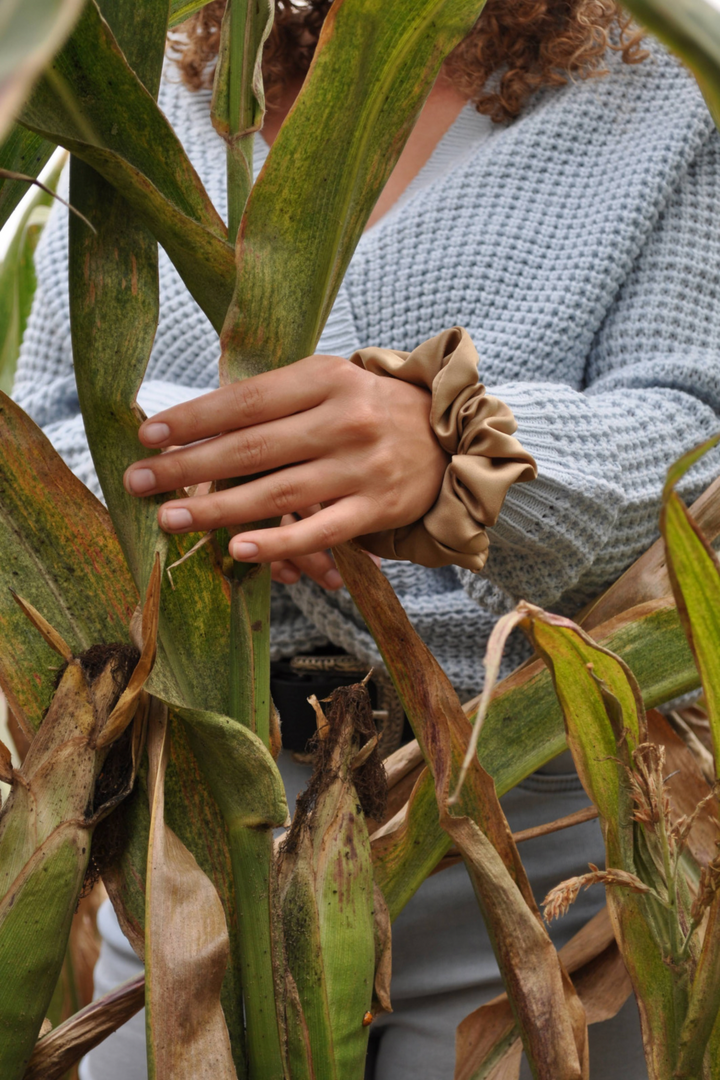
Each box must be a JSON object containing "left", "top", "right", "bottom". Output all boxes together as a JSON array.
[{"left": 1, "top": 0, "right": 720, "bottom": 1079}]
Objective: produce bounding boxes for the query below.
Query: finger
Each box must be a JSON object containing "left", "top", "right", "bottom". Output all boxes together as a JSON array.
[
  {"left": 154, "top": 463, "right": 353, "bottom": 533},
  {"left": 125, "top": 408, "right": 326, "bottom": 495},
  {"left": 136, "top": 356, "right": 335, "bottom": 449},
  {"left": 229, "top": 498, "right": 372, "bottom": 563},
  {"left": 271, "top": 560, "right": 302, "bottom": 585},
  {"left": 281, "top": 550, "right": 343, "bottom": 590},
  {"left": 293, "top": 503, "right": 322, "bottom": 519}
]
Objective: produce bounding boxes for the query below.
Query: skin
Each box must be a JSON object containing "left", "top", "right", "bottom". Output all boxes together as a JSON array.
[{"left": 124, "top": 73, "right": 469, "bottom": 590}]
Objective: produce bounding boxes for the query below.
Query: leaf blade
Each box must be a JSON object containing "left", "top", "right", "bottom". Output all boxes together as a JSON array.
[
  {"left": 221, "top": 0, "right": 489, "bottom": 377},
  {"left": 144, "top": 702, "right": 237, "bottom": 1080},
  {"left": 0, "top": 0, "right": 86, "bottom": 143},
  {"left": 333, "top": 543, "right": 588, "bottom": 1080},
  {"left": 0, "top": 393, "right": 138, "bottom": 735}
]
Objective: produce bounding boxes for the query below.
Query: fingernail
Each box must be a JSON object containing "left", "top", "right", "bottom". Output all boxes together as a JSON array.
[
  {"left": 161, "top": 507, "right": 193, "bottom": 530},
  {"left": 323, "top": 569, "right": 343, "bottom": 590},
  {"left": 143, "top": 422, "right": 171, "bottom": 445},
  {"left": 233, "top": 541, "right": 259, "bottom": 560},
  {"left": 279, "top": 568, "right": 300, "bottom": 584},
  {"left": 126, "top": 467, "right": 156, "bottom": 494}
]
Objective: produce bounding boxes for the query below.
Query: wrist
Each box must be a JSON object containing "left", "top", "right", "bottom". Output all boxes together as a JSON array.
[{"left": 350, "top": 327, "right": 537, "bottom": 571}]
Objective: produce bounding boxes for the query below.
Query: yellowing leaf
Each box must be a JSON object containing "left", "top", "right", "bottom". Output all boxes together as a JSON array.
[{"left": 333, "top": 542, "right": 588, "bottom": 1080}]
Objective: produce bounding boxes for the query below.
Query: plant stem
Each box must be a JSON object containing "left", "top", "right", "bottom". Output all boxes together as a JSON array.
[
  {"left": 226, "top": 0, "right": 257, "bottom": 242},
  {"left": 674, "top": 891, "right": 720, "bottom": 1078},
  {"left": 229, "top": 560, "right": 271, "bottom": 747},
  {"left": 657, "top": 810, "right": 682, "bottom": 964},
  {"left": 227, "top": 561, "right": 284, "bottom": 1074},
  {"left": 228, "top": 825, "right": 286, "bottom": 1080}
]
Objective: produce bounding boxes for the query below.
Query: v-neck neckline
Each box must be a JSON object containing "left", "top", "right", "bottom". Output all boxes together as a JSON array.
[
  {"left": 362, "top": 102, "right": 496, "bottom": 237},
  {"left": 253, "top": 102, "right": 497, "bottom": 234}
]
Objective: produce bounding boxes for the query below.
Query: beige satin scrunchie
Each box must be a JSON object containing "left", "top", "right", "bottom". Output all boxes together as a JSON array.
[{"left": 349, "top": 327, "right": 537, "bottom": 573}]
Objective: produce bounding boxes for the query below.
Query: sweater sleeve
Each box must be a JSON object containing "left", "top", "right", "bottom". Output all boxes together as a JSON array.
[{"left": 460, "top": 127, "right": 720, "bottom": 615}]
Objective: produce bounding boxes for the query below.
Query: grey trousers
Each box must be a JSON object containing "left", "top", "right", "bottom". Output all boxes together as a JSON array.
[{"left": 80, "top": 755, "right": 647, "bottom": 1080}]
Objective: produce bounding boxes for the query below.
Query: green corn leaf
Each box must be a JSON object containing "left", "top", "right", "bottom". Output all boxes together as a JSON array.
[
  {"left": 0, "top": 393, "right": 138, "bottom": 736},
  {"left": 0, "top": 0, "right": 86, "bottom": 144},
  {"left": 371, "top": 767, "right": 449, "bottom": 922},
  {"left": 659, "top": 435, "right": 720, "bottom": 1078},
  {"left": 20, "top": 0, "right": 235, "bottom": 331},
  {"left": 0, "top": 126, "right": 55, "bottom": 230},
  {"left": 178, "top": 704, "right": 287, "bottom": 1080},
  {"left": 519, "top": 605, "right": 696, "bottom": 1080},
  {"left": 0, "top": 829, "right": 89, "bottom": 1080},
  {"left": 177, "top": 706, "right": 287, "bottom": 829},
  {"left": 660, "top": 434, "right": 720, "bottom": 759},
  {"left": 169, "top": 0, "right": 209, "bottom": 27},
  {"left": 221, "top": 0, "right": 489, "bottom": 378},
  {"left": 66, "top": 0, "right": 234, "bottom": 719},
  {"left": 523, "top": 611, "right": 643, "bottom": 868},
  {"left": 0, "top": 152, "right": 63, "bottom": 395},
  {"left": 620, "top": 0, "right": 720, "bottom": 128},
  {"left": 375, "top": 595, "right": 697, "bottom": 921},
  {"left": 68, "top": 154, "right": 235, "bottom": 717},
  {"left": 211, "top": 0, "right": 274, "bottom": 240}
]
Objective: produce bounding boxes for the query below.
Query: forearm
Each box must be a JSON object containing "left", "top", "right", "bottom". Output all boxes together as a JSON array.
[{"left": 462, "top": 369, "right": 720, "bottom": 614}]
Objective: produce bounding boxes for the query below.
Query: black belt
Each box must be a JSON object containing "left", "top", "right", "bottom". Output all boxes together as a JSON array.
[{"left": 270, "top": 651, "right": 407, "bottom": 756}]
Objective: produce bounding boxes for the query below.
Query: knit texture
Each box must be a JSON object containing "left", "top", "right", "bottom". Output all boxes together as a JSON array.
[{"left": 13, "top": 43, "right": 720, "bottom": 701}]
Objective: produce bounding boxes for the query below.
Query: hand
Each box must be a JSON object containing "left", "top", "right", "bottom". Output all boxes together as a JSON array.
[
  {"left": 269, "top": 508, "right": 381, "bottom": 591},
  {"left": 123, "top": 354, "right": 449, "bottom": 582}
]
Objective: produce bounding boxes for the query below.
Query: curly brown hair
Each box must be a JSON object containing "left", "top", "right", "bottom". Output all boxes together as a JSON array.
[{"left": 174, "top": 0, "right": 646, "bottom": 124}]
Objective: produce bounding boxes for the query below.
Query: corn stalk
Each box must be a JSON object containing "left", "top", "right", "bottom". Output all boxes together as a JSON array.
[{"left": 1, "top": 0, "right": 720, "bottom": 1076}]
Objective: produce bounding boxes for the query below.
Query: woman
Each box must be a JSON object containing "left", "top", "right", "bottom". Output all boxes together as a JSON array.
[{"left": 13, "top": 1, "right": 720, "bottom": 1076}]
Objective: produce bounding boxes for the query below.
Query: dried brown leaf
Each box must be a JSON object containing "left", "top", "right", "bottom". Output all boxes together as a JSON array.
[
  {"left": 372, "top": 883, "right": 392, "bottom": 1016},
  {"left": 0, "top": 737, "right": 14, "bottom": 785},
  {"left": 11, "top": 592, "right": 73, "bottom": 662},
  {"left": 487, "top": 1042, "right": 523, "bottom": 1080},
  {"left": 24, "top": 975, "right": 145, "bottom": 1080},
  {"left": 383, "top": 739, "right": 424, "bottom": 789},
  {"left": 455, "top": 997, "right": 518, "bottom": 1080},
  {"left": 334, "top": 541, "right": 588, "bottom": 1079},
  {"left": 144, "top": 699, "right": 236, "bottom": 1079},
  {"left": 455, "top": 908, "right": 631, "bottom": 1080},
  {"left": 97, "top": 555, "right": 161, "bottom": 750}
]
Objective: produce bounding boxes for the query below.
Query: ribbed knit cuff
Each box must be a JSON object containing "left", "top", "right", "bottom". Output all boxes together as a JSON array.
[{"left": 469, "top": 383, "right": 625, "bottom": 608}]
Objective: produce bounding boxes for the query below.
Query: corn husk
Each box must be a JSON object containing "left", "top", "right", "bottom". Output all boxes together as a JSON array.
[
  {"left": 0, "top": 647, "right": 144, "bottom": 1078},
  {"left": 0, "top": 563, "right": 158, "bottom": 1078},
  {"left": 277, "top": 684, "right": 389, "bottom": 1080}
]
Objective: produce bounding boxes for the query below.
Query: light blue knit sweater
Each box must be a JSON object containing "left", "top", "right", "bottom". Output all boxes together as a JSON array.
[{"left": 13, "top": 39, "right": 720, "bottom": 700}]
